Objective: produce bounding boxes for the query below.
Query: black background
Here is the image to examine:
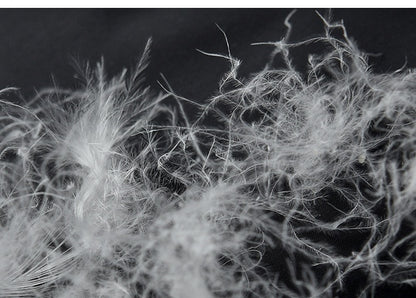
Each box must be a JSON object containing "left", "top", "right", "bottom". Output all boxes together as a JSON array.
[
  {"left": 1, "top": 9, "right": 416, "bottom": 101},
  {"left": 0, "top": 8, "right": 415, "bottom": 297}
]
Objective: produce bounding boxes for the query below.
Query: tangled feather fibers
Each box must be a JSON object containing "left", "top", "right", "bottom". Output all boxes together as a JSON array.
[{"left": 1, "top": 12, "right": 416, "bottom": 298}]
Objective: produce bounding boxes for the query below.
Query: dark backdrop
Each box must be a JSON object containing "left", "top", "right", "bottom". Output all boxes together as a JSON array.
[
  {"left": 0, "top": 8, "right": 415, "bottom": 298},
  {"left": 1, "top": 9, "right": 416, "bottom": 101}
]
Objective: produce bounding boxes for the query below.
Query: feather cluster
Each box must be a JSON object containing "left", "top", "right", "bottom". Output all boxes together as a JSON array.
[{"left": 1, "top": 12, "right": 416, "bottom": 297}]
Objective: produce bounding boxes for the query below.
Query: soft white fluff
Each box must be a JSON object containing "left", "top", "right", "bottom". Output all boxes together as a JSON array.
[{"left": 0, "top": 12, "right": 416, "bottom": 298}]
